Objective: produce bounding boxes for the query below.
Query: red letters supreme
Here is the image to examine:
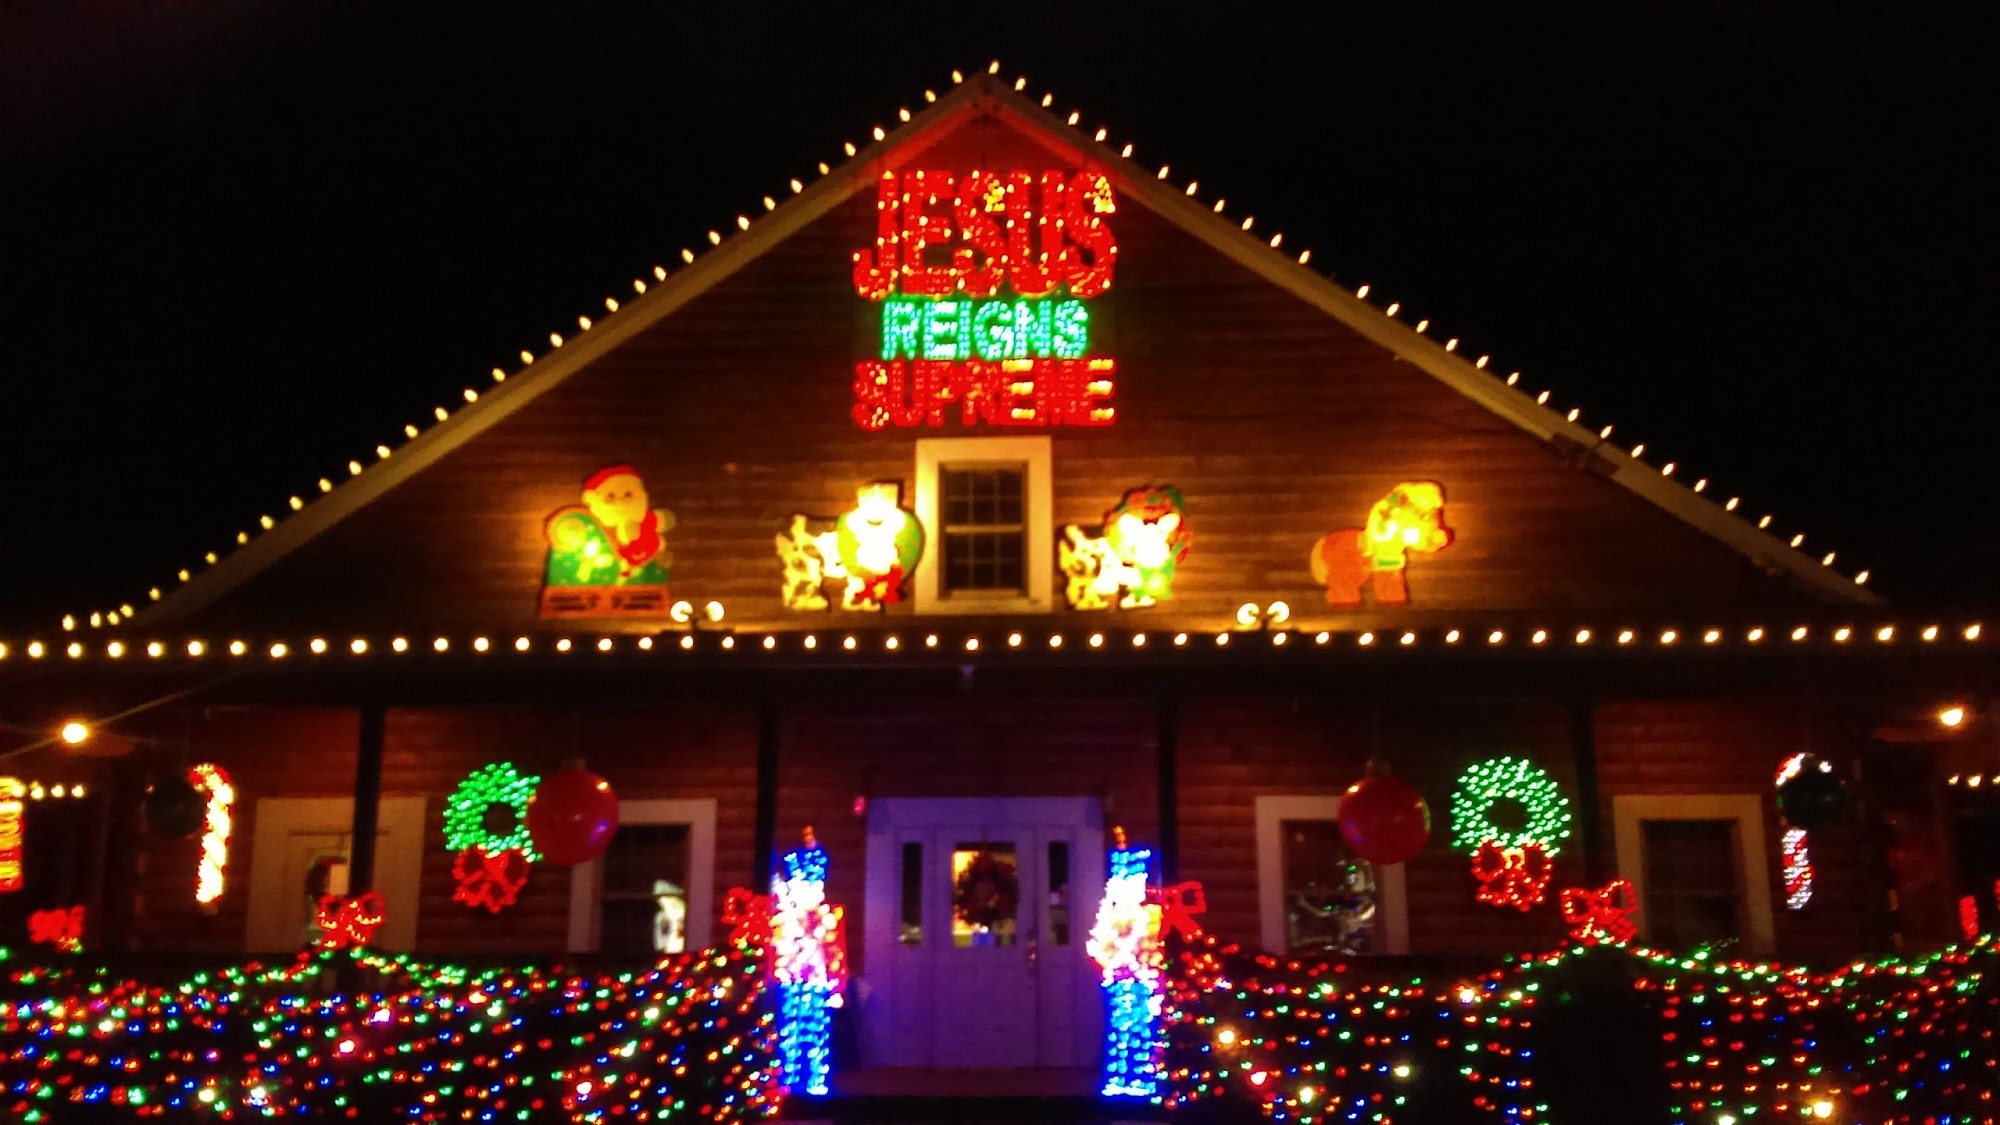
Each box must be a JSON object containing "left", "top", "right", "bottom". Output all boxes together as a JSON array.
[{"left": 851, "top": 168, "right": 1118, "bottom": 301}]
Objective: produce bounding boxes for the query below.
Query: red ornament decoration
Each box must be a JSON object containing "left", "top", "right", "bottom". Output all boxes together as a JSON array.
[
  {"left": 27, "top": 905, "right": 85, "bottom": 952},
  {"left": 526, "top": 768, "right": 621, "bottom": 866},
  {"left": 315, "top": 891, "right": 386, "bottom": 949},
  {"left": 1471, "top": 841, "right": 1553, "bottom": 911},
  {"left": 1336, "top": 775, "right": 1432, "bottom": 866},
  {"left": 452, "top": 847, "right": 530, "bottom": 913},
  {"left": 1560, "top": 879, "right": 1638, "bottom": 945}
]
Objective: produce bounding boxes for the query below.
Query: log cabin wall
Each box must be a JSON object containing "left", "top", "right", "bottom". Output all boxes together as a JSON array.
[
  {"left": 162, "top": 116, "right": 1828, "bottom": 638},
  {"left": 104, "top": 689, "right": 1898, "bottom": 961}
]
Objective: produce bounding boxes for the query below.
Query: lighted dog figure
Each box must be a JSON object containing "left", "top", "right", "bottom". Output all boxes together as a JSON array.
[
  {"left": 1061, "top": 486, "right": 1191, "bottom": 610},
  {"left": 1311, "top": 482, "right": 1453, "bottom": 608},
  {"left": 777, "top": 485, "right": 925, "bottom": 612}
]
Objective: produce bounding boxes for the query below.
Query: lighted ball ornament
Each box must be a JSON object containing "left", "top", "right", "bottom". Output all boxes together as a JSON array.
[
  {"left": 1335, "top": 774, "right": 1430, "bottom": 865},
  {"left": 527, "top": 767, "right": 620, "bottom": 866},
  {"left": 1450, "top": 756, "right": 1572, "bottom": 911}
]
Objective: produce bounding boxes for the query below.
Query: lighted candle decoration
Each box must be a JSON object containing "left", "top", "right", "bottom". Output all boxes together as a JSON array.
[
  {"left": 769, "top": 827, "right": 846, "bottom": 1097},
  {"left": 188, "top": 763, "right": 234, "bottom": 909},
  {"left": 1087, "top": 829, "right": 1165, "bottom": 1099}
]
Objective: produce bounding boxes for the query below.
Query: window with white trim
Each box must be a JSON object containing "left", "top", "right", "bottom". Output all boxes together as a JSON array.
[
  {"left": 1613, "top": 794, "right": 1775, "bottom": 955},
  {"left": 1254, "top": 795, "right": 1409, "bottom": 955},
  {"left": 913, "top": 436, "right": 1052, "bottom": 613},
  {"left": 569, "top": 798, "right": 716, "bottom": 955}
]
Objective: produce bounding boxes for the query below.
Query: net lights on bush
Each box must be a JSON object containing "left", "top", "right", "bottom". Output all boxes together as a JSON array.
[
  {"left": 443, "top": 762, "right": 539, "bottom": 912},
  {"left": 769, "top": 827, "right": 846, "bottom": 1097},
  {"left": 850, "top": 167, "right": 1118, "bottom": 430},
  {"left": 1451, "top": 756, "right": 1572, "bottom": 911},
  {"left": 1088, "top": 830, "right": 1165, "bottom": 1099},
  {"left": 188, "top": 763, "right": 234, "bottom": 908}
]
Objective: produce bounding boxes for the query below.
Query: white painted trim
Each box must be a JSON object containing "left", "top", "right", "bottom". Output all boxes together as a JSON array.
[
  {"left": 1254, "top": 795, "right": 1409, "bottom": 955},
  {"left": 242, "top": 795, "right": 426, "bottom": 952},
  {"left": 1612, "top": 793, "right": 1775, "bottom": 955},
  {"left": 912, "top": 435, "right": 1053, "bottom": 615},
  {"left": 567, "top": 798, "right": 717, "bottom": 954}
]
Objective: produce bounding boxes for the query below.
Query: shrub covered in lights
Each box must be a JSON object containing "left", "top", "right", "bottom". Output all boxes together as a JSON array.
[{"left": 0, "top": 929, "right": 778, "bottom": 1122}]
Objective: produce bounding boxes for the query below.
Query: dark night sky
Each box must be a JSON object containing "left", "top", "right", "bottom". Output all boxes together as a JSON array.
[{"left": 1, "top": 2, "right": 1994, "bottom": 628}]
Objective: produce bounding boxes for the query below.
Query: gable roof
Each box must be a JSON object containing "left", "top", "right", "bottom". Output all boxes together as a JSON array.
[{"left": 80, "top": 63, "right": 1877, "bottom": 631}]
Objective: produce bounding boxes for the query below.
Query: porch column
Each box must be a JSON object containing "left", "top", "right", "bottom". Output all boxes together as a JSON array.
[
  {"left": 1157, "top": 694, "right": 1180, "bottom": 882},
  {"left": 1569, "top": 699, "right": 1605, "bottom": 885},
  {"left": 348, "top": 702, "right": 387, "bottom": 895},
  {"left": 753, "top": 698, "right": 779, "bottom": 884}
]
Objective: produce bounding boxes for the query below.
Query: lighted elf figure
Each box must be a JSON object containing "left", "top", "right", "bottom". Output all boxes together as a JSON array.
[
  {"left": 1087, "top": 826, "right": 1166, "bottom": 1099},
  {"left": 769, "top": 826, "right": 848, "bottom": 1097}
]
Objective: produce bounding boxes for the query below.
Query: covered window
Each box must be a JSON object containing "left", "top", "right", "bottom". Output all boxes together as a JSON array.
[
  {"left": 1613, "top": 794, "right": 1774, "bottom": 954},
  {"left": 568, "top": 798, "right": 716, "bottom": 956},
  {"left": 1280, "top": 818, "right": 1378, "bottom": 954}
]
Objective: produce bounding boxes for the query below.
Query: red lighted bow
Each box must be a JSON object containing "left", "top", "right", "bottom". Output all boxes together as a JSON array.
[
  {"left": 1148, "top": 881, "right": 1209, "bottom": 939},
  {"left": 861, "top": 566, "right": 906, "bottom": 606},
  {"left": 28, "top": 905, "right": 85, "bottom": 952},
  {"left": 722, "top": 886, "right": 773, "bottom": 949},
  {"left": 1560, "top": 879, "right": 1638, "bottom": 944},
  {"left": 1471, "top": 842, "right": 1553, "bottom": 912},
  {"left": 452, "top": 847, "right": 530, "bottom": 914},
  {"left": 315, "top": 891, "right": 385, "bottom": 949}
]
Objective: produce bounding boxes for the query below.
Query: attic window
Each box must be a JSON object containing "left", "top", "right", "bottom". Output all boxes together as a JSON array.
[{"left": 913, "top": 436, "right": 1052, "bottom": 614}]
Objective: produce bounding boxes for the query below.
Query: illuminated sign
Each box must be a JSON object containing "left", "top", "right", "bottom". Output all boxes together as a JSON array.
[
  {"left": 0, "top": 777, "right": 24, "bottom": 894},
  {"left": 851, "top": 168, "right": 1117, "bottom": 429}
]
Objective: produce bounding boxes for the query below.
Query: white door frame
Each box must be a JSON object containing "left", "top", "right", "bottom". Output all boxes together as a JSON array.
[
  {"left": 1255, "top": 795, "right": 1411, "bottom": 955},
  {"left": 243, "top": 796, "right": 427, "bottom": 952}
]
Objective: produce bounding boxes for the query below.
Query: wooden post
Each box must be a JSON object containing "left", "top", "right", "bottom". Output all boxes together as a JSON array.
[
  {"left": 348, "top": 703, "right": 387, "bottom": 896},
  {"left": 1157, "top": 694, "right": 1180, "bottom": 883},
  {"left": 1569, "top": 699, "right": 1604, "bottom": 885},
  {"left": 753, "top": 699, "right": 779, "bottom": 886}
]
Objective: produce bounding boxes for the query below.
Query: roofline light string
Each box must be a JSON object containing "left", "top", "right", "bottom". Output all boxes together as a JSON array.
[{"left": 59, "top": 60, "right": 1868, "bottom": 632}]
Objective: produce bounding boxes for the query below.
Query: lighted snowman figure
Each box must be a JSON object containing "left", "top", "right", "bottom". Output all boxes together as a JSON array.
[
  {"left": 652, "top": 879, "right": 687, "bottom": 955},
  {"left": 770, "top": 828, "right": 847, "bottom": 1096},
  {"left": 833, "top": 484, "right": 925, "bottom": 611}
]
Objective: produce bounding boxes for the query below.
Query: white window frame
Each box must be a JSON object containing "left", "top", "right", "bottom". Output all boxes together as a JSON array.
[
  {"left": 913, "top": 435, "right": 1053, "bottom": 614},
  {"left": 1254, "top": 795, "right": 1410, "bottom": 955},
  {"left": 1613, "top": 794, "right": 1775, "bottom": 956},
  {"left": 568, "top": 798, "right": 717, "bottom": 954}
]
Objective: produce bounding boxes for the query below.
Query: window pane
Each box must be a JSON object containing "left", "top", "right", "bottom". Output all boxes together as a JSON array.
[
  {"left": 1281, "top": 819, "right": 1376, "bottom": 955},
  {"left": 951, "top": 842, "right": 1019, "bottom": 947},
  {"left": 937, "top": 464, "right": 1028, "bottom": 595},
  {"left": 1641, "top": 819, "right": 1743, "bottom": 949},
  {"left": 942, "top": 531, "right": 1026, "bottom": 594},
  {"left": 900, "top": 841, "right": 923, "bottom": 946},
  {"left": 1047, "top": 840, "right": 1071, "bottom": 946},
  {"left": 598, "top": 822, "right": 692, "bottom": 956}
]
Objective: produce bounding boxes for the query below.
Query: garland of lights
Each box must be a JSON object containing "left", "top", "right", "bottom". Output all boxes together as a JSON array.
[
  {"left": 188, "top": 763, "right": 234, "bottom": 909},
  {"left": 443, "top": 762, "right": 540, "bottom": 857}
]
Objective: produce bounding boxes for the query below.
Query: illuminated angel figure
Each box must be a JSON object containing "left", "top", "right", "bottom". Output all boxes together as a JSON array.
[
  {"left": 770, "top": 827, "right": 847, "bottom": 1096},
  {"left": 1087, "top": 831, "right": 1165, "bottom": 1099}
]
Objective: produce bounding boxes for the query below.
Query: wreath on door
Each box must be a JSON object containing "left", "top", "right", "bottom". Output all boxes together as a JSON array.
[{"left": 953, "top": 850, "right": 1020, "bottom": 931}]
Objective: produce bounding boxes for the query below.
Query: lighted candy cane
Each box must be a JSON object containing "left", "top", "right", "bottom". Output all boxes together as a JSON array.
[
  {"left": 1775, "top": 754, "right": 1813, "bottom": 909},
  {"left": 189, "top": 764, "right": 235, "bottom": 908}
]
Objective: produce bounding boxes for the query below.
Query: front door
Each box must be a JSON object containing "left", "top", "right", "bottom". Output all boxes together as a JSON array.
[{"left": 861, "top": 797, "right": 1104, "bottom": 1070}]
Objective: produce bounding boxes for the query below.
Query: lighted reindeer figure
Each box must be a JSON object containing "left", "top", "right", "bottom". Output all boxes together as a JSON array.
[
  {"left": 1311, "top": 482, "right": 1453, "bottom": 608},
  {"left": 1059, "top": 485, "right": 1191, "bottom": 610}
]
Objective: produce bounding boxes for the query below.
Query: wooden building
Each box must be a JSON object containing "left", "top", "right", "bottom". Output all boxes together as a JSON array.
[{"left": 1, "top": 70, "right": 1992, "bottom": 1081}]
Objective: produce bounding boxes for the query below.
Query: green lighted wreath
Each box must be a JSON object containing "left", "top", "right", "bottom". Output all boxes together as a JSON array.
[
  {"left": 444, "top": 762, "right": 542, "bottom": 861},
  {"left": 1449, "top": 756, "right": 1572, "bottom": 855}
]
